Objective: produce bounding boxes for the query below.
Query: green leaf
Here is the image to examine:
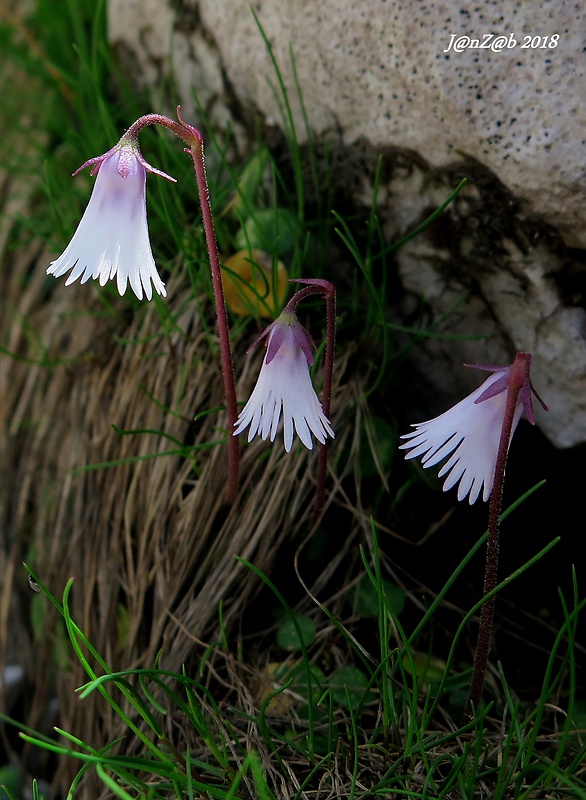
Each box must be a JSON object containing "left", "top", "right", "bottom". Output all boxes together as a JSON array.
[
  {"left": 328, "top": 666, "right": 370, "bottom": 709},
  {"left": 351, "top": 574, "right": 405, "bottom": 617},
  {"left": 271, "top": 661, "right": 326, "bottom": 706},
  {"left": 228, "top": 149, "right": 269, "bottom": 216},
  {"left": 235, "top": 208, "right": 300, "bottom": 256},
  {"left": 276, "top": 614, "right": 316, "bottom": 652},
  {"left": 0, "top": 764, "right": 23, "bottom": 800},
  {"left": 402, "top": 651, "right": 447, "bottom": 685}
]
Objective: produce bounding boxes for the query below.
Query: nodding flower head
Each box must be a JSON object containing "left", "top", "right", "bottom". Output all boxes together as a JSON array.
[
  {"left": 47, "top": 138, "right": 175, "bottom": 301},
  {"left": 233, "top": 311, "right": 334, "bottom": 452},
  {"left": 400, "top": 354, "right": 547, "bottom": 504}
]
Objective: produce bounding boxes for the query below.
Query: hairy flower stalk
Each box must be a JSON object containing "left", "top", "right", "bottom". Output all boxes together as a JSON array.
[
  {"left": 401, "top": 353, "right": 547, "bottom": 715},
  {"left": 49, "top": 108, "right": 240, "bottom": 499},
  {"left": 465, "top": 353, "right": 547, "bottom": 716}
]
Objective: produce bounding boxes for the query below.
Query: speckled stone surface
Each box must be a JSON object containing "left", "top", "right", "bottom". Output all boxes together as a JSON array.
[
  {"left": 109, "top": 1, "right": 584, "bottom": 247},
  {"left": 205, "top": 0, "right": 583, "bottom": 246},
  {"left": 108, "top": 0, "right": 586, "bottom": 446}
]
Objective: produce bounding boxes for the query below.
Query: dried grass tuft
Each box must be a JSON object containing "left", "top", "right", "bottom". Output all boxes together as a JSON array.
[{"left": 0, "top": 234, "right": 368, "bottom": 785}]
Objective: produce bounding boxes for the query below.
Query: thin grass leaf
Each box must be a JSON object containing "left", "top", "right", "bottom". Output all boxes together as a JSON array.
[
  {"left": 237, "top": 557, "right": 319, "bottom": 762},
  {"left": 95, "top": 764, "right": 135, "bottom": 800},
  {"left": 251, "top": 10, "right": 304, "bottom": 221},
  {"left": 409, "top": 480, "right": 547, "bottom": 645},
  {"left": 421, "top": 532, "right": 560, "bottom": 726},
  {"left": 384, "top": 178, "right": 468, "bottom": 255}
]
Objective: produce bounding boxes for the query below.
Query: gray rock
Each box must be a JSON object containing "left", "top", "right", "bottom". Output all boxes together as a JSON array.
[
  {"left": 108, "top": 0, "right": 586, "bottom": 446},
  {"left": 110, "top": 0, "right": 584, "bottom": 247}
]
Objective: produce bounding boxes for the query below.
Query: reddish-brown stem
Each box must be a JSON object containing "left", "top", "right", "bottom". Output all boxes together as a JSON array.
[
  {"left": 465, "top": 354, "right": 529, "bottom": 719},
  {"left": 122, "top": 108, "right": 240, "bottom": 501},
  {"left": 123, "top": 113, "right": 191, "bottom": 144},
  {"left": 187, "top": 138, "right": 240, "bottom": 502}
]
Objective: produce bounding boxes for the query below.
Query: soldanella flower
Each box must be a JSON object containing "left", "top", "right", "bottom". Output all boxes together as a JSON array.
[
  {"left": 401, "top": 353, "right": 548, "bottom": 715},
  {"left": 234, "top": 311, "right": 334, "bottom": 452},
  {"left": 47, "top": 136, "right": 175, "bottom": 300},
  {"left": 400, "top": 354, "right": 547, "bottom": 504}
]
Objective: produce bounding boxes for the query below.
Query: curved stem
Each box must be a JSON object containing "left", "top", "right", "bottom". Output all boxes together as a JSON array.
[
  {"left": 123, "top": 108, "right": 239, "bottom": 500},
  {"left": 187, "top": 137, "right": 240, "bottom": 502},
  {"left": 123, "top": 113, "right": 191, "bottom": 144}
]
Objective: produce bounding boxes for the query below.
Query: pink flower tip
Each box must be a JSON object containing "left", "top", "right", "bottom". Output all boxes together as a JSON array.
[
  {"left": 400, "top": 353, "right": 547, "bottom": 504},
  {"left": 234, "top": 312, "right": 334, "bottom": 452}
]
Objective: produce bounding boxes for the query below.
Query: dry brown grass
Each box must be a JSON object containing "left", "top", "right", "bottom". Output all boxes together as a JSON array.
[
  {"left": 0, "top": 43, "right": 374, "bottom": 797},
  {"left": 0, "top": 176, "right": 370, "bottom": 793}
]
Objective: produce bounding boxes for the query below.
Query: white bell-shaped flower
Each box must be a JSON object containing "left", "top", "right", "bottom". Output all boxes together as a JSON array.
[
  {"left": 400, "top": 357, "right": 547, "bottom": 504},
  {"left": 47, "top": 140, "right": 174, "bottom": 301},
  {"left": 234, "top": 312, "right": 334, "bottom": 452}
]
